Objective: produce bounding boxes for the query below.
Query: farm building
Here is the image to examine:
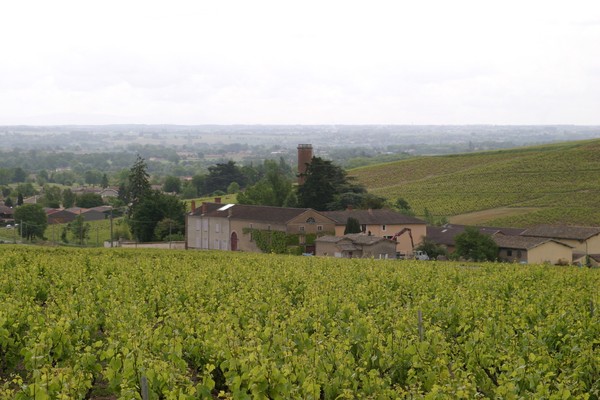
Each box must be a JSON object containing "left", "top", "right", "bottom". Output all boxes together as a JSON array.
[
  {"left": 493, "top": 234, "right": 573, "bottom": 265},
  {"left": 186, "top": 200, "right": 336, "bottom": 253},
  {"left": 315, "top": 234, "right": 397, "bottom": 259},
  {"left": 321, "top": 209, "right": 427, "bottom": 256}
]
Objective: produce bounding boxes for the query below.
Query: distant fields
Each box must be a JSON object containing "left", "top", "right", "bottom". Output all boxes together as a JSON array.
[
  {"left": 0, "top": 247, "right": 598, "bottom": 398},
  {"left": 350, "top": 139, "right": 600, "bottom": 227}
]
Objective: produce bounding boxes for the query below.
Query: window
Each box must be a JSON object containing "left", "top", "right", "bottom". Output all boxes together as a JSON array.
[
  {"left": 361, "top": 224, "right": 367, "bottom": 232},
  {"left": 202, "top": 220, "right": 208, "bottom": 232},
  {"left": 317, "top": 225, "right": 323, "bottom": 231},
  {"left": 195, "top": 220, "right": 201, "bottom": 231},
  {"left": 299, "top": 226, "right": 305, "bottom": 232},
  {"left": 214, "top": 239, "right": 220, "bottom": 249},
  {"left": 215, "top": 223, "right": 220, "bottom": 233},
  {"left": 299, "top": 235, "right": 306, "bottom": 245},
  {"left": 517, "top": 250, "right": 522, "bottom": 258},
  {"left": 306, "top": 217, "right": 316, "bottom": 224},
  {"left": 382, "top": 225, "right": 386, "bottom": 231},
  {"left": 507, "top": 249, "right": 513, "bottom": 257}
]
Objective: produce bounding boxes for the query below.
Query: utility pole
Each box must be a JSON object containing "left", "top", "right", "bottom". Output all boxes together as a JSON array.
[
  {"left": 110, "top": 207, "right": 114, "bottom": 248},
  {"left": 169, "top": 220, "right": 172, "bottom": 249}
]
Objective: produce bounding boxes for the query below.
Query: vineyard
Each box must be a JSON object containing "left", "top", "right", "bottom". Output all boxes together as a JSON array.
[
  {"left": 350, "top": 139, "right": 600, "bottom": 226},
  {"left": 0, "top": 247, "right": 599, "bottom": 399}
]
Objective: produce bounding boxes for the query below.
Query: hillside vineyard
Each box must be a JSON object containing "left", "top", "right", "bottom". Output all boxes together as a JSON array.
[{"left": 0, "top": 247, "right": 598, "bottom": 398}]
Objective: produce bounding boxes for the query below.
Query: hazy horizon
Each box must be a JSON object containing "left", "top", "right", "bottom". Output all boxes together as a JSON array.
[{"left": 2, "top": 1, "right": 600, "bottom": 126}]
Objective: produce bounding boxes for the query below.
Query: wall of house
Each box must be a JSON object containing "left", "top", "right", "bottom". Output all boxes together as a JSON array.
[
  {"left": 528, "top": 243, "right": 572, "bottom": 265},
  {"left": 362, "top": 242, "right": 397, "bottom": 259},
  {"left": 315, "top": 241, "right": 343, "bottom": 257},
  {"left": 547, "top": 235, "right": 600, "bottom": 253},
  {"left": 287, "top": 210, "right": 336, "bottom": 236},
  {"left": 186, "top": 215, "right": 231, "bottom": 250},
  {"left": 333, "top": 223, "right": 426, "bottom": 255},
  {"left": 230, "top": 220, "right": 287, "bottom": 252},
  {"left": 498, "top": 248, "right": 528, "bottom": 263}
]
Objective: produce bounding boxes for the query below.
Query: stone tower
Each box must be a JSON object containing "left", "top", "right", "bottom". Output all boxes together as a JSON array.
[{"left": 297, "top": 144, "right": 313, "bottom": 185}]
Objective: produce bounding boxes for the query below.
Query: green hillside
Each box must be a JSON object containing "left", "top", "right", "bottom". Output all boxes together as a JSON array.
[{"left": 350, "top": 139, "right": 600, "bottom": 227}]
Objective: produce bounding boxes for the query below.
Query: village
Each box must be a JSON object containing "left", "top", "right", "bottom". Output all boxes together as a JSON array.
[{"left": 1, "top": 143, "right": 599, "bottom": 266}]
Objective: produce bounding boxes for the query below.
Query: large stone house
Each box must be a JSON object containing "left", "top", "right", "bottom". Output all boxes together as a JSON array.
[
  {"left": 321, "top": 209, "right": 427, "bottom": 256},
  {"left": 315, "top": 234, "right": 397, "bottom": 259},
  {"left": 186, "top": 201, "right": 336, "bottom": 252}
]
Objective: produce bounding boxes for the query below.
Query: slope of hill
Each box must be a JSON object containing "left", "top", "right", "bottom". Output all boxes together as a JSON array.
[{"left": 349, "top": 139, "right": 600, "bottom": 227}]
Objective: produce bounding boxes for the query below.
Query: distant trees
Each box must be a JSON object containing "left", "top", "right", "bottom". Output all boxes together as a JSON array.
[
  {"left": 124, "top": 156, "right": 185, "bottom": 242},
  {"left": 129, "top": 191, "right": 186, "bottom": 242},
  {"left": 76, "top": 193, "right": 104, "bottom": 208},
  {"left": 454, "top": 227, "right": 498, "bottom": 261},
  {"left": 62, "top": 188, "right": 76, "bottom": 208},
  {"left": 163, "top": 176, "right": 182, "bottom": 194},
  {"left": 204, "top": 161, "right": 246, "bottom": 194},
  {"left": 297, "top": 157, "right": 383, "bottom": 211},
  {"left": 237, "top": 166, "right": 295, "bottom": 207},
  {"left": 14, "top": 204, "right": 47, "bottom": 240}
]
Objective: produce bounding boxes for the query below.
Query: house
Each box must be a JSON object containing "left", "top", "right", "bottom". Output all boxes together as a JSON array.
[
  {"left": 427, "top": 224, "right": 525, "bottom": 253},
  {"left": 47, "top": 209, "right": 77, "bottom": 224},
  {"left": 186, "top": 200, "right": 336, "bottom": 253},
  {"left": 99, "top": 188, "right": 119, "bottom": 198},
  {"left": 0, "top": 205, "right": 14, "bottom": 225},
  {"left": 315, "top": 234, "right": 397, "bottom": 259},
  {"left": 493, "top": 233, "right": 573, "bottom": 265},
  {"left": 520, "top": 225, "right": 600, "bottom": 254},
  {"left": 321, "top": 209, "right": 427, "bottom": 256},
  {"left": 46, "top": 207, "right": 109, "bottom": 224}
]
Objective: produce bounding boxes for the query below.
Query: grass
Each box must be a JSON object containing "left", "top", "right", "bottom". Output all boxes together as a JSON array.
[
  {"left": 350, "top": 139, "right": 600, "bottom": 227},
  {"left": 42, "top": 217, "right": 126, "bottom": 247}
]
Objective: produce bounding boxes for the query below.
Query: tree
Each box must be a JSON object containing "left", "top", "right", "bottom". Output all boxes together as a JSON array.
[
  {"left": 62, "top": 188, "right": 76, "bottom": 208},
  {"left": 17, "top": 193, "right": 23, "bottom": 206},
  {"left": 297, "top": 157, "right": 367, "bottom": 211},
  {"left": 14, "top": 204, "right": 47, "bottom": 240},
  {"left": 127, "top": 155, "right": 151, "bottom": 209},
  {"left": 395, "top": 197, "right": 415, "bottom": 216},
  {"left": 204, "top": 161, "right": 246, "bottom": 194},
  {"left": 344, "top": 217, "right": 362, "bottom": 234},
  {"left": 191, "top": 174, "right": 205, "bottom": 197},
  {"left": 415, "top": 237, "right": 448, "bottom": 260},
  {"left": 68, "top": 215, "right": 91, "bottom": 245},
  {"left": 129, "top": 191, "right": 186, "bottom": 242},
  {"left": 237, "top": 168, "right": 293, "bottom": 207},
  {"left": 76, "top": 193, "right": 104, "bottom": 208},
  {"left": 163, "top": 176, "right": 182, "bottom": 194},
  {"left": 227, "top": 182, "right": 240, "bottom": 194},
  {"left": 84, "top": 170, "right": 103, "bottom": 186},
  {"left": 101, "top": 173, "right": 109, "bottom": 189},
  {"left": 12, "top": 167, "right": 27, "bottom": 183},
  {"left": 42, "top": 185, "right": 62, "bottom": 208},
  {"left": 454, "top": 227, "right": 498, "bottom": 262},
  {"left": 4, "top": 197, "right": 13, "bottom": 207}
]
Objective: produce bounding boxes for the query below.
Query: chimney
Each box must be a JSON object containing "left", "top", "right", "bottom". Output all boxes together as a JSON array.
[
  {"left": 191, "top": 200, "right": 196, "bottom": 213},
  {"left": 201, "top": 202, "right": 207, "bottom": 214},
  {"left": 297, "top": 144, "right": 313, "bottom": 185},
  {"left": 214, "top": 197, "right": 221, "bottom": 204}
]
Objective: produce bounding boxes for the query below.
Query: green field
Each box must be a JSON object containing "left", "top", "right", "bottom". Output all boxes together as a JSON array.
[
  {"left": 350, "top": 139, "right": 600, "bottom": 227},
  {"left": 0, "top": 247, "right": 598, "bottom": 398}
]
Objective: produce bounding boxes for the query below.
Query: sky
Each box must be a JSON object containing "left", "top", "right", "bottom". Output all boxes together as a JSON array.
[{"left": 1, "top": 0, "right": 600, "bottom": 125}]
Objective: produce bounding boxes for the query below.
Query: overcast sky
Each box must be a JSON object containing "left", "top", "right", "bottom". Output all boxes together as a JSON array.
[{"left": 1, "top": 1, "right": 599, "bottom": 125}]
